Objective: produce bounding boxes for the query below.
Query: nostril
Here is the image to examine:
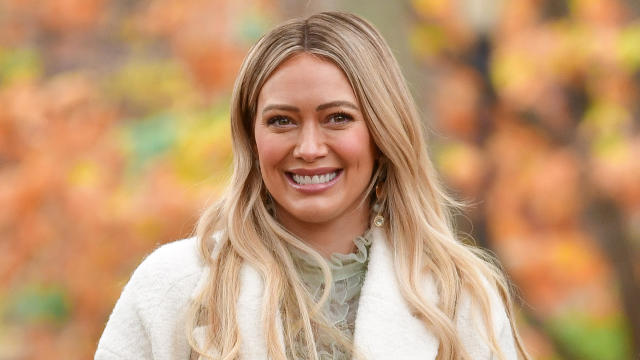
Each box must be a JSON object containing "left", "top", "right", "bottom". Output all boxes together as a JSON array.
[{"left": 293, "top": 140, "right": 328, "bottom": 161}]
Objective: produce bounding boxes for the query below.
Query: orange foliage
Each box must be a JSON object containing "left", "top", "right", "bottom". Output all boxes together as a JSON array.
[
  {"left": 39, "top": 0, "right": 107, "bottom": 33},
  {"left": 0, "top": 1, "right": 268, "bottom": 357},
  {"left": 135, "top": 0, "right": 271, "bottom": 94},
  {"left": 413, "top": 0, "right": 639, "bottom": 357}
]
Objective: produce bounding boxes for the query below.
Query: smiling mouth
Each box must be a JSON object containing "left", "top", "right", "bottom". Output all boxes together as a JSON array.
[{"left": 286, "top": 169, "right": 342, "bottom": 186}]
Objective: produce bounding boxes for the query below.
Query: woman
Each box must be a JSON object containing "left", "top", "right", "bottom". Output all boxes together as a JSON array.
[{"left": 96, "top": 11, "right": 529, "bottom": 360}]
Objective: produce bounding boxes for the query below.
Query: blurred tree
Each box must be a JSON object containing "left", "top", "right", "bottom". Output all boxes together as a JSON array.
[
  {"left": 2, "top": 0, "right": 638, "bottom": 358},
  {"left": 411, "top": 0, "right": 639, "bottom": 358},
  {"left": 0, "top": 0, "right": 271, "bottom": 358}
]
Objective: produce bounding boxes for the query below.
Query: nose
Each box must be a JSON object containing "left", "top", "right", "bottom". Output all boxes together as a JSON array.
[{"left": 293, "top": 122, "right": 328, "bottom": 162}]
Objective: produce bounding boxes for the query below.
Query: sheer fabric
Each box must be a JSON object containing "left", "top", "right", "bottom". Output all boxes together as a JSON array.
[{"left": 287, "top": 230, "right": 373, "bottom": 359}]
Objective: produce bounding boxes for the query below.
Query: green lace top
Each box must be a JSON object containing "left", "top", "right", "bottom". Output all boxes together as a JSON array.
[{"left": 287, "top": 230, "right": 373, "bottom": 360}]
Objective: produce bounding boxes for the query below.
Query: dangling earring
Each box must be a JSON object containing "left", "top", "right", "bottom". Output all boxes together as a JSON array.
[{"left": 373, "top": 182, "right": 385, "bottom": 227}]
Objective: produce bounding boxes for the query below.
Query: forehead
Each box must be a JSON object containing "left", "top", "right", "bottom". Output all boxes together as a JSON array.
[{"left": 257, "top": 53, "right": 357, "bottom": 107}]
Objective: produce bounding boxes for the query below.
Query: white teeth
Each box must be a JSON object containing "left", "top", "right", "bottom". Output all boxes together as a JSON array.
[{"left": 292, "top": 171, "right": 337, "bottom": 185}]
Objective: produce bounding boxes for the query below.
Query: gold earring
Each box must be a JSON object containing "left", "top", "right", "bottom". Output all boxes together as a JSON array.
[{"left": 373, "top": 183, "right": 385, "bottom": 227}]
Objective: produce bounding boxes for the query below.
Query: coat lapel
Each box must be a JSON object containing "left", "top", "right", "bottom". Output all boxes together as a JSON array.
[
  {"left": 235, "top": 227, "right": 440, "bottom": 359},
  {"left": 352, "top": 227, "right": 439, "bottom": 359},
  {"left": 237, "top": 264, "right": 277, "bottom": 358},
  {"left": 193, "top": 264, "right": 280, "bottom": 359}
]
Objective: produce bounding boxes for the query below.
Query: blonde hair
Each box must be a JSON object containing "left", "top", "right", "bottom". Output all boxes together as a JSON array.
[{"left": 187, "top": 11, "right": 529, "bottom": 360}]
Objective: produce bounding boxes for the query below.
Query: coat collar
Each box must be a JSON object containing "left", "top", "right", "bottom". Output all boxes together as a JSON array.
[
  {"left": 352, "top": 227, "right": 439, "bottom": 359},
  {"left": 235, "top": 227, "right": 440, "bottom": 359}
]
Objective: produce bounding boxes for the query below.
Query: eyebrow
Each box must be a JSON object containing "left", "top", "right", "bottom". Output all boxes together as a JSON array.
[{"left": 261, "top": 100, "right": 359, "bottom": 115}]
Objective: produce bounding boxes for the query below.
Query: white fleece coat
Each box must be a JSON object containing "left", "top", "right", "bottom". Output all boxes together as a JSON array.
[{"left": 95, "top": 228, "right": 518, "bottom": 359}]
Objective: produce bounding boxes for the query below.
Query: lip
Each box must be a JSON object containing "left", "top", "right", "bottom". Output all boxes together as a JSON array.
[
  {"left": 285, "top": 168, "right": 343, "bottom": 193},
  {"left": 287, "top": 167, "right": 341, "bottom": 176}
]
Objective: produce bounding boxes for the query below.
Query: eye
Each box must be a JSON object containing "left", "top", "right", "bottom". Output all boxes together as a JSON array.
[
  {"left": 327, "top": 112, "right": 353, "bottom": 124},
  {"left": 267, "top": 115, "right": 294, "bottom": 127}
]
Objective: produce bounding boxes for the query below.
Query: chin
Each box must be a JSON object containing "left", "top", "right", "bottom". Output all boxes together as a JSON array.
[
  {"left": 278, "top": 202, "right": 338, "bottom": 225},
  {"left": 289, "top": 208, "right": 334, "bottom": 224}
]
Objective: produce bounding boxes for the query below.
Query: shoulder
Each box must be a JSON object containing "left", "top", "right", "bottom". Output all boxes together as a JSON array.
[
  {"left": 124, "top": 237, "right": 205, "bottom": 307},
  {"left": 133, "top": 237, "right": 205, "bottom": 286},
  {"left": 96, "top": 237, "right": 207, "bottom": 359}
]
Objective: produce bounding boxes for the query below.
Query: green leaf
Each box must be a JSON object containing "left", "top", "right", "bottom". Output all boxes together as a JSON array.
[
  {"left": 5, "top": 284, "right": 71, "bottom": 325},
  {"left": 547, "top": 312, "right": 631, "bottom": 360},
  {"left": 0, "top": 47, "right": 42, "bottom": 86},
  {"left": 124, "top": 112, "right": 178, "bottom": 173}
]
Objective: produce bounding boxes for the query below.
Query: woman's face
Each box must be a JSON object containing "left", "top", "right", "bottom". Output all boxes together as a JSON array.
[{"left": 254, "top": 53, "right": 376, "bottom": 230}]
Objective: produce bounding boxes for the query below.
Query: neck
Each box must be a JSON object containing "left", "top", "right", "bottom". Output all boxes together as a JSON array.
[{"left": 276, "top": 205, "right": 370, "bottom": 258}]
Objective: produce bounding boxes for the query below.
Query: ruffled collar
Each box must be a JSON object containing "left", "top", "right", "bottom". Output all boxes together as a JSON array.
[{"left": 288, "top": 229, "right": 373, "bottom": 283}]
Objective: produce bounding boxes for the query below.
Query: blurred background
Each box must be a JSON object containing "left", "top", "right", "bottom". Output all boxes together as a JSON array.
[{"left": 0, "top": 0, "right": 638, "bottom": 359}]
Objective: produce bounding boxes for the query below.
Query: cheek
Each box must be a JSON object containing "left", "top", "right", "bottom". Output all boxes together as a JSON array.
[
  {"left": 341, "top": 129, "right": 376, "bottom": 170},
  {"left": 255, "top": 135, "right": 287, "bottom": 173}
]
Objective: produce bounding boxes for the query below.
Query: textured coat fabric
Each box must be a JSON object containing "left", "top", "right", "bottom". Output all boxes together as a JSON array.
[{"left": 95, "top": 228, "right": 518, "bottom": 359}]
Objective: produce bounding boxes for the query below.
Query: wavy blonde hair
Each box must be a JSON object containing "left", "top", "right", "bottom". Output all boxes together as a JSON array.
[{"left": 187, "top": 11, "right": 529, "bottom": 360}]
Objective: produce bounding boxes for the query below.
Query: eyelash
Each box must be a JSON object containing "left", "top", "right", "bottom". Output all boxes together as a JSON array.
[
  {"left": 266, "top": 115, "right": 292, "bottom": 126},
  {"left": 327, "top": 112, "right": 353, "bottom": 123},
  {"left": 266, "top": 112, "right": 354, "bottom": 127}
]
